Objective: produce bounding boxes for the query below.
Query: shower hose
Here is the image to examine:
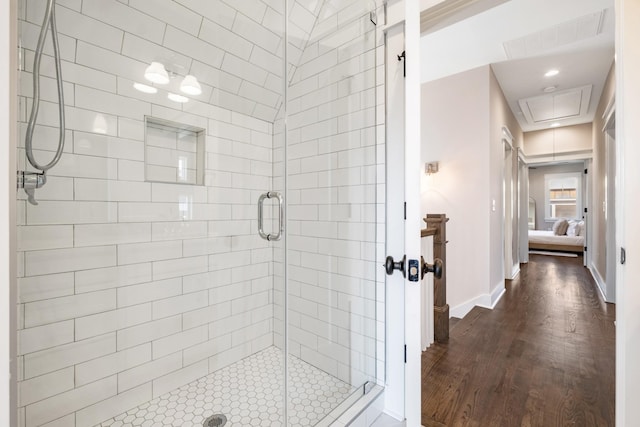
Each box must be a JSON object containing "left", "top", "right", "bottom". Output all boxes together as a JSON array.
[{"left": 25, "top": 0, "right": 65, "bottom": 174}]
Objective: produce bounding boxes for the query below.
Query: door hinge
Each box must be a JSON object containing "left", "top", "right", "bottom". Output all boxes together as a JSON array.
[
  {"left": 404, "top": 202, "right": 407, "bottom": 220},
  {"left": 584, "top": 208, "right": 588, "bottom": 213},
  {"left": 584, "top": 168, "right": 588, "bottom": 174},
  {"left": 404, "top": 345, "right": 407, "bottom": 363},
  {"left": 584, "top": 246, "right": 588, "bottom": 252}
]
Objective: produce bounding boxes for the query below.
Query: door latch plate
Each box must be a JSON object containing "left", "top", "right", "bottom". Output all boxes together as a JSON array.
[{"left": 408, "top": 259, "right": 419, "bottom": 282}]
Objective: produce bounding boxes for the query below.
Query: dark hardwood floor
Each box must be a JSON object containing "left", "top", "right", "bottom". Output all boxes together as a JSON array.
[{"left": 422, "top": 254, "right": 616, "bottom": 427}]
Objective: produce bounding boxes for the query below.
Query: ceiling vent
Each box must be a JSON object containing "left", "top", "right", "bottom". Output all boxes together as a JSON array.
[
  {"left": 518, "top": 85, "right": 592, "bottom": 125},
  {"left": 503, "top": 10, "right": 606, "bottom": 59}
]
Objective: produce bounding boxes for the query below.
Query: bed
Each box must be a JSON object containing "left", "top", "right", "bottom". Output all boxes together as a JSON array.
[{"left": 528, "top": 229, "right": 584, "bottom": 253}]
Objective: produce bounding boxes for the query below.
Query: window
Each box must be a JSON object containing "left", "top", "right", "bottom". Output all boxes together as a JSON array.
[{"left": 544, "top": 172, "right": 582, "bottom": 221}]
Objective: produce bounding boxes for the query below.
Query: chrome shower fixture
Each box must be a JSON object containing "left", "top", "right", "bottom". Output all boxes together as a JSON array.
[{"left": 18, "top": 0, "right": 65, "bottom": 206}]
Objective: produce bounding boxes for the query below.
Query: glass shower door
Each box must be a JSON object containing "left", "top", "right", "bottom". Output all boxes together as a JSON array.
[{"left": 284, "top": 1, "right": 381, "bottom": 424}]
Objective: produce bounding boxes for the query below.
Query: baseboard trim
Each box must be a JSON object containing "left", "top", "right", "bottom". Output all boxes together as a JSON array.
[
  {"left": 508, "top": 264, "right": 520, "bottom": 280},
  {"left": 450, "top": 295, "right": 484, "bottom": 319},
  {"left": 588, "top": 264, "right": 607, "bottom": 302},
  {"left": 489, "top": 284, "right": 506, "bottom": 308},
  {"left": 450, "top": 284, "right": 505, "bottom": 319}
]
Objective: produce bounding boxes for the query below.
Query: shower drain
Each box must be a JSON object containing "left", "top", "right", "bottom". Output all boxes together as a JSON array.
[{"left": 203, "top": 414, "right": 227, "bottom": 427}]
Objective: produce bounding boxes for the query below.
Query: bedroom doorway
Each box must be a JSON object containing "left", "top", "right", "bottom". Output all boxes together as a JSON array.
[
  {"left": 527, "top": 161, "right": 587, "bottom": 258},
  {"left": 503, "top": 127, "right": 519, "bottom": 280}
]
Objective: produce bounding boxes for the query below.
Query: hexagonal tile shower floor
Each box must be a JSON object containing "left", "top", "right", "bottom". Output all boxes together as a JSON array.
[{"left": 96, "top": 347, "right": 355, "bottom": 427}]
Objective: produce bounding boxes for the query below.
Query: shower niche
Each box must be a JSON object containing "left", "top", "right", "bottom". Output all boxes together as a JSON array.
[{"left": 144, "top": 117, "right": 205, "bottom": 186}]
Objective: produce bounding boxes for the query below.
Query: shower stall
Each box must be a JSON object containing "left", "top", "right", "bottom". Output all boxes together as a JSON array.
[{"left": 14, "top": 0, "right": 386, "bottom": 426}]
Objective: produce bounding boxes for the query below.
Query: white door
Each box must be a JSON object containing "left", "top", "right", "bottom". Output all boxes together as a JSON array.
[
  {"left": 383, "top": 1, "right": 422, "bottom": 425},
  {"left": 404, "top": 1, "right": 422, "bottom": 425}
]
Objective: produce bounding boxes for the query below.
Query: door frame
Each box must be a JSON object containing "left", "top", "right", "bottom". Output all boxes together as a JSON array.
[
  {"left": 1, "top": 0, "right": 17, "bottom": 425},
  {"left": 502, "top": 127, "right": 517, "bottom": 280},
  {"left": 603, "top": 104, "right": 616, "bottom": 302},
  {"left": 2, "top": 1, "right": 639, "bottom": 427},
  {"left": 518, "top": 150, "right": 529, "bottom": 264},
  {"left": 615, "top": 0, "right": 640, "bottom": 423}
]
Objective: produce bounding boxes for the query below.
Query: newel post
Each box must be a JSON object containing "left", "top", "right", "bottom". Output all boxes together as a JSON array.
[{"left": 425, "top": 214, "right": 449, "bottom": 342}]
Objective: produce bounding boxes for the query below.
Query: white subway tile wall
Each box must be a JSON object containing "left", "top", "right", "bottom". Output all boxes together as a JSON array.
[{"left": 16, "top": 0, "right": 386, "bottom": 426}]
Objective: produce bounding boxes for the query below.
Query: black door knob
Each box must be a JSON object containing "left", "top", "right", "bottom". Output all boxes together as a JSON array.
[
  {"left": 385, "top": 255, "right": 406, "bottom": 278},
  {"left": 421, "top": 256, "right": 443, "bottom": 280}
]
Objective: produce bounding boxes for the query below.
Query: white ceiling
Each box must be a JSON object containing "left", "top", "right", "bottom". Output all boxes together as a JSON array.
[{"left": 420, "top": 0, "right": 615, "bottom": 132}]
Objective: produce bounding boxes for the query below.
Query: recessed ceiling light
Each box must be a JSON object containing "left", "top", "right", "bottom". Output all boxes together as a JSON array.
[
  {"left": 545, "top": 69, "right": 559, "bottom": 77},
  {"left": 550, "top": 122, "right": 560, "bottom": 128},
  {"left": 543, "top": 85, "right": 557, "bottom": 93}
]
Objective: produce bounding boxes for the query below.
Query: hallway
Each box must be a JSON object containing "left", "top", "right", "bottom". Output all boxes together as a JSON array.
[{"left": 421, "top": 254, "right": 616, "bottom": 427}]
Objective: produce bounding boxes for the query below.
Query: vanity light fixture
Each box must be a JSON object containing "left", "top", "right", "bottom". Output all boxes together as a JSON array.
[
  {"left": 144, "top": 61, "right": 170, "bottom": 85},
  {"left": 133, "top": 82, "right": 158, "bottom": 94},
  {"left": 180, "top": 75, "right": 202, "bottom": 96},
  {"left": 425, "top": 162, "right": 439, "bottom": 175},
  {"left": 168, "top": 92, "right": 189, "bottom": 103}
]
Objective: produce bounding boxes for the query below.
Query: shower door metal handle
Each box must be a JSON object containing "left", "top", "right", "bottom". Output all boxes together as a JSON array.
[{"left": 258, "top": 191, "right": 283, "bottom": 241}]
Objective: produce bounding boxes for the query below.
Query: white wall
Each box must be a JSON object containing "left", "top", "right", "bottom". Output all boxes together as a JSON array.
[
  {"left": 421, "top": 64, "right": 522, "bottom": 317},
  {"left": 421, "top": 65, "right": 491, "bottom": 317},
  {"left": 523, "top": 123, "right": 593, "bottom": 161},
  {"left": 592, "top": 64, "right": 616, "bottom": 298}
]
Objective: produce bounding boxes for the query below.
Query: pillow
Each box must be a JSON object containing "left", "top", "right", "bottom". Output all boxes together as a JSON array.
[
  {"left": 577, "top": 221, "right": 585, "bottom": 236},
  {"left": 567, "top": 220, "right": 578, "bottom": 237},
  {"left": 552, "top": 219, "right": 569, "bottom": 236}
]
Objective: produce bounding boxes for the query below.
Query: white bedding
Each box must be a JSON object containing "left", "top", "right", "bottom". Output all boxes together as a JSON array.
[{"left": 528, "top": 230, "right": 584, "bottom": 246}]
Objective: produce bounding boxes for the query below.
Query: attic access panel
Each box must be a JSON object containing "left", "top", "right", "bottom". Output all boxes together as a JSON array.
[{"left": 518, "top": 84, "right": 592, "bottom": 125}]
